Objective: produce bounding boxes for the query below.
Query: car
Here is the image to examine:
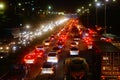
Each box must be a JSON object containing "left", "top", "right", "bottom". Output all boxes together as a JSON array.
[
  {"left": 0, "top": 45, "right": 10, "bottom": 53},
  {"left": 0, "top": 52, "right": 9, "bottom": 59},
  {"left": 87, "top": 44, "right": 93, "bottom": 49},
  {"left": 49, "top": 35, "right": 56, "bottom": 41},
  {"left": 40, "top": 62, "right": 56, "bottom": 75},
  {"left": 52, "top": 46, "right": 62, "bottom": 54},
  {"left": 47, "top": 52, "right": 58, "bottom": 63},
  {"left": 44, "top": 40, "right": 51, "bottom": 48},
  {"left": 34, "top": 49, "right": 44, "bottom": 57},
  {"left": 70, "top": 47, "right": 79, "bottom": 56},
  {"left": 57, "top": 41, "right": 64, "bottom": 49},
  {"left": 73, "top": 35, "right": 80, "bottom": 45},
  {"left": 34, "top": 45, "right": 45, "bottom": 57},
  {"left": 70, "top": 41, "right": 77, "bottom": 47},
  {"left": 35, "top": 45, "right": 45, "bottom": 51},
  {"left": 64, "top": 57, "right": 89, "bottom": 80},
  {"left": 23, "top": 53, "right": 37, "bottom": 64},
  {"left": 73, "top": 35, "right": 81, "bottom": 41}
]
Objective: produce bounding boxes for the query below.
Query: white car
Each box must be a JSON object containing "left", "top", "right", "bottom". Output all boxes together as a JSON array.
[
  {"left": 70, "top": 47, "right": 79, "bottom": 55},
  {"left": 44, "top": 40, "right": 51, "bottom": 47},
  {"left": 35, "top": 45, "right": 45, "bottom": 51},
  {"left": 47, "top": 52, "right": 58, "bottom": 63},
  {"left": 70, "top": 41, "right": 77, "bottom": 47},
  {"left": 87, "top": 44, "right": 93, "bottom": 49},
  {"left": 41, "top": 62, "right": 55, "bottom": 75}
]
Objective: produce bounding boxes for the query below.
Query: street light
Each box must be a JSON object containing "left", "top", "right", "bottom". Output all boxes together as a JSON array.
[
  {"left": 26, "top": 25, "right": 30, "bottom": 29},
  {"left": 104, "top": 0, "right": 107, "bottom": 34},
  {"left": 0, "top": 2, "right": 5, "bottom": 10},
  {"left": 48, "top": 5, "right": 52, "bottom": 10},
  {"left": 104, "top": 0, "right": 109, "bottom": 34},
  {"left": 95, "top": 1, "right": 101, "bottom": 27},
  {"left": 0, "top": 2, "right": 5, "bottom": 14},
  {"left": 104, "top": 0, "right": 116, "bottom": 34}
]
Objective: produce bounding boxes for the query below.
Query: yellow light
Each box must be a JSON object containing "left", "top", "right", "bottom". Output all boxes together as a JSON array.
[
  {"left": 0, "top": 2, "right": 5, "bottom": 10},
  {"left": 0, "top": 47, "right": 3, "bottom": 50},
  {"left": 89, "top": 3, "right": 92, "bottom": 7},
  {"left": 113, "top": 0, "right": 116, "bottom": 2},
  {"left": 6, "top": 47, "right": 9, "bottom": 50},
  {"left": 95, "top": 0, "right": 98, "bottom": 2}
]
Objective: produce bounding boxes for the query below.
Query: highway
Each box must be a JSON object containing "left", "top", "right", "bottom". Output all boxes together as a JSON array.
[{"left": 0, "top": 18, "right": 119, "bottom": 80}]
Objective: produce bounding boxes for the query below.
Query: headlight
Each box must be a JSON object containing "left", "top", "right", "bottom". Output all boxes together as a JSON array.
[
  {"left": 0, "top": 47, "right": 3, "bottom": 50},
  {"left": 6, "top": 46, "right": 9, "bottom": 50}
]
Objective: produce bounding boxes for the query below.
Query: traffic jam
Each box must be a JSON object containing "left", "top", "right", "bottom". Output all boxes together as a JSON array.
[
  {"left": 21, "top": 18, "right": 95, "bottom": 79},
  {"left": 1, "top": 18, "right": 113, "bottom": 80}
]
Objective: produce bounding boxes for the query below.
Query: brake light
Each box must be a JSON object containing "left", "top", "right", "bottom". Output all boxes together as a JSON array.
[
  {"left": 101, "top": 76, "right": 105, "bottom": 80},
  {"left": 105, "top": 38, "right": 112, "bottom": 42},
  {"left": 60, "top": 35, "right": 67, "bottom": 41},
  {"left": 118, "top": 76, "right": 120, "bottom": 79},
  {"left": 23, "top": 54, "right": 36, "bottom": 64}
]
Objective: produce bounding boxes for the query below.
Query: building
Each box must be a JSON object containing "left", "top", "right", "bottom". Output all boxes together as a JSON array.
[{"left": 95, "top": 41, "right": 120, "bottom": 80}]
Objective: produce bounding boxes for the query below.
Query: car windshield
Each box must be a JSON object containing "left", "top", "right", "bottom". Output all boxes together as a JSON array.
[{"left": 68, "top": 60, "right": 85, "bottom": 71}]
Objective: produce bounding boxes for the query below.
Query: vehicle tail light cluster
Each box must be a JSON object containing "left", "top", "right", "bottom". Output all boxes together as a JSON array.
[
  {"left": 84, "top": 37, "right": 93, "bottom": 45},
  {"left": 105, "top": 38, "right": 112, "bottom": 42},
  {"left": 23, "top": 52, "right": 37, "bottom": 64},
  {"left": 34, "top": 50, "right": 43, "bottom": 57},
  {"left": 60, "top": 35, "right": 67, "bottom": 41},
  {"left": 101, "top": 76, "right": 105, "bottom": 80}
]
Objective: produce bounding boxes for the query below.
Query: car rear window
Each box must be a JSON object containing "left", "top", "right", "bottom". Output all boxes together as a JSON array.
[{"left": 48, "top": 53, "right": 56, "bottom": 56}]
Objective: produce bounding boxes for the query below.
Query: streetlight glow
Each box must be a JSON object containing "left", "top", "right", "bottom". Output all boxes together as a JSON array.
[
  {"left": 82, "top": 6, "right": 84, "bottom": 9},
  {"left": 89, "top": 3, "right": 92, "bottom": 7},
  {"left": 95, "top": 0, "right": 98, "bottom": 2},
  {"left": 96, "top": 2, "right": 101, "bottom": 7},
  {"left": 26, "top": 25, "right": 30, "bottom": 29},
  {"left": 113, "top": 0, "right": 116, "bottom": 2},
  {"left": 105, "top": 0, "right": 109, "bottom": 2},
  {"left": 0, "top": 2, "right": 5, "bottom": 10},
  {"left": 18, "top": 3, "right": 22, "bottom": 6},
  {"left": 77, "top": 9, "right": 81, "bottom": 13},
  {"left": 95, "top": 2, "right": 101, "bottom": 27},
  {"left": 48, "top": 5, "right": 52, "bottom": 10}
]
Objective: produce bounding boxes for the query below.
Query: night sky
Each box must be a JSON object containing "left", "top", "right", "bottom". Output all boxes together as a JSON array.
[
  {"left": 1, "top": 0, "right": 120, "bottom": 35},
  {"left": 36, "top": 0, "right": 91, "bottom": 12}
]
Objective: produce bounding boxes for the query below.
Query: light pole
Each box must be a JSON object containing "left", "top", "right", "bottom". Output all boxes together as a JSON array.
[
  {"left": 95, "top": 1, "right": 101, "bottom": 27},
  {"left": 104, "top": 0, "right": 116, "bottom": 34},
  {"left": 104, "top": 0, "right": 108, "bottom": 34}
]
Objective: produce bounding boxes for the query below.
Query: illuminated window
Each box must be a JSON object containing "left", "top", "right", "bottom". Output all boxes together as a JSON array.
[
  {"left": 102, "top": 66, "right": 111, "bottom": 71},
  {"left": 103, "top": 66, "right": 106, "bottom": 70},
  {"left": 103, "top": 56, "right": 109, "bottom": 60}
]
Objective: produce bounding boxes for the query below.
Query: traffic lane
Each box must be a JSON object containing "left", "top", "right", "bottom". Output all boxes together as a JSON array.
[
  {"left": 25, "top": 55, "right": 47, "bottom": 79},
  {"left": 64, "top": 39, "right": 99, "bottom": 80},
  {"left": 78, "top": 49, "right": 101, "bottom": 80},
  {"left": 1, "top": 54, "right": 46, "bottom": 80},
  {"left": 34, "top": 49, "right": 68, "bottom": 80}
]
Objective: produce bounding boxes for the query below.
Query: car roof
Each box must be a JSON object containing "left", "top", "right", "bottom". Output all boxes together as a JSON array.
[
  {"left": 48, "top": 53, "right": 57, "bottom": 56},
  {"left": 65, "top": 57, "right": 88, "bottom": 71},
  {"left": 70, "top": 47, "right": 78, "bottom": 50},
  {"left": 42, "top": 62, "right": 53, "bottom": 68}
]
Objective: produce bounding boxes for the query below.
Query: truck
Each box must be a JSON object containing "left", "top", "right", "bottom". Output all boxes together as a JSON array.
[{"left": 64, "top": 57, "right": 89, "bottom": 80}]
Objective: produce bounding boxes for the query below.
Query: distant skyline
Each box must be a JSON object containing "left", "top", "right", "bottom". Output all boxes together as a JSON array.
[
  {"left": 6, "top": 0, "right": 92, "bottom": 12},
  {"left": 36, "top": 0, "right": 91, "bottom": 12},
  {"left": 1, "top": 0, "right": 120, "bottom": 35}
]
